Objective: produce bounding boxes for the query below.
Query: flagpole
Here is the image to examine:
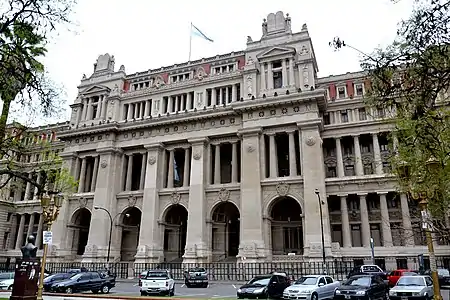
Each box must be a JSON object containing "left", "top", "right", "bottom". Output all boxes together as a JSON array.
[{"left": 188, "top": 22, "right": 192, "bottom": 61}]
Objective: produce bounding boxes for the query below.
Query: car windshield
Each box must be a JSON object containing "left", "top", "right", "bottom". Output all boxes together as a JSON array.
[
  {"left": 248, "top": 277, "right": 270, "bottom": 286},
  {"left": 438, "top": 269, "right": 450, "bottom": 276},
  {"left": 69, "top": 273, "right": 82, "bottom": 280},
  {"left": 0, "top": 273, "right": 12, "bottom": 280},
  {"left": 146, "top": 272, "right": 168, "bottom": 279},
  {"left": 345, "top": 277, "right": 371, "bottom": 287},
  {"left": 188, "top": 268, "right": 206, "bottom": 273},
  {"left": 294, "top": 277, "right": 318, "bottom": 285},
  {"left": 397, "top": 277, "right": 425, "bottom": 286}
]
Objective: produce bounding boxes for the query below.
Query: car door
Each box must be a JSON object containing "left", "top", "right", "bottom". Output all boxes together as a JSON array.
[
  {"left": 325, "top": 276, "right": 335, "bottom": 298},
  {"left": 90, "top": 272, "right": 103, "bottom": 290},
  {"left": 371, "top": 276, "right": 385, "bottom": 298},
  {"left": 316, "top": 276, "right": 327, "bottom": 299},
  {"left": 77, "top": 273, "right": 93, "bottom": 292},
  {"left": 275, "top": 275, "right": 287, "bottom": 297},
  {"left": 267, "top": 275, "right": 279, "bottom": 297}
]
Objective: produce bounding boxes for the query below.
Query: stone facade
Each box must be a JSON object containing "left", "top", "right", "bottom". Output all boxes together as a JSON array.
[{"left": 2, "top": 11, "right": 450, "bottom": 270}]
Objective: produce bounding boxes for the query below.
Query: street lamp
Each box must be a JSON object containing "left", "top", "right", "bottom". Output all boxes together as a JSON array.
[
  {"left": 93, "top": 206, "right": 130, "bottom": 270},
  {"left": 314, "top": 189, "right": 326, "bottom": 267},
  {"left": 399, "top": 158, "right": 443, "bottom": 300},
  {"left": 36, "top": 192, "right": 63, "bottom": 300}
]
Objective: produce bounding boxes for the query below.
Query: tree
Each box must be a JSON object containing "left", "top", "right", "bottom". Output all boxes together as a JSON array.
[
  {"left": 0, "top": 0, "right": 77, "bottom": 197},
  {"left": 331, "top": 0, "right": 450, "bottom": 240}
]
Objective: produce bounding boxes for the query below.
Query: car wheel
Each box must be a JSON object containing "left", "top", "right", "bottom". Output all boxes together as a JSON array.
[
  {"left": 101, "top": 285, "right": 110, "bottom": 294},
  {"left": 311, "top": 292, "right": 318, "bottom": 300},
  {"left": 170, "top": 285, "right": 175, "bottom": 296},
  {"left": 65, "top": 287, "right": 73, "bottom": 294},
  {"left": 203, "top": 282, "right": 208, "bottom": 288},
  {"left": 141, "top": 291, "right": 147, "bottom": 296},
  {"left": 7, "top": 285, "right": 12, "bottom": 291}
]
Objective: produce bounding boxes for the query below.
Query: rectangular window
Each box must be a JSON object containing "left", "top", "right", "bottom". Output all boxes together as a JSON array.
[
  {"left": 359, "top": 108, "right": 367, "bottom": 120},
  {"left": 341, "top": 111, "right": 349, "bottom": 123},
  {"left": 323, "top": 113, "right": 330, "bottom": 125},
  {"left": 337, "top": 86, "right": 346, "bottom": 98},
  {"left": 355, "top": 84, "right": 364, "bottom": 96}
]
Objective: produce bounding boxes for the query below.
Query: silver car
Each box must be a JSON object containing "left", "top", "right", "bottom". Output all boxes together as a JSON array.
[{"left": 389, "top": 275, "right": 434, "bottom": 300}]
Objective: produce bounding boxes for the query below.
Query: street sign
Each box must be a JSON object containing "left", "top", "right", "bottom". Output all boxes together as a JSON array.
[{"left": 43, "top": 231, "right": 52, "bottom": 245}]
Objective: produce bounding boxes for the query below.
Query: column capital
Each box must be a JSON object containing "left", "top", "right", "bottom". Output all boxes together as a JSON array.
[
  {"left": 96, "top": 147, "right": 123, "bottom": 155},
  {"left": 59, "top": 152, "right": 78, "bottom": 159},
  {"left": 351, "top": 134, "right": 360, "bottom": 138},
  {"left": 377, "top": 191, "right": 389, "bottom": 195},
  {"left": 357, "top": 193, "right": 368, "bottom": 197},
  {"left": 238, "top": 127, "right": 262, "bottom": 137},
  {"left": 337, "top": 194, "right": 348, "bottom": 198},
  {"left": 144, "top": 143, "right": 164, "bottom": 150},
  {"left": 286, "top": 130, "right": 296, "bottom": 134},
  {"left": 296, "top": 119, "right": 322, "bottom": 130},
  {"left": 188, "top": 137, "right": 209, "bottom": 145}
]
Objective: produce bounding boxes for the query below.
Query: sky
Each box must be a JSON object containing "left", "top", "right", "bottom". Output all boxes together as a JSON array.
[{"left": 18, "top": 0, "right": 416, "bottom": 126}]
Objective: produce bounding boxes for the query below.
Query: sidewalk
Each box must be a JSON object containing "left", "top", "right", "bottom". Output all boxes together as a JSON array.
[{"left": 0, "top": 291, "right": 187, "bottom": 300}]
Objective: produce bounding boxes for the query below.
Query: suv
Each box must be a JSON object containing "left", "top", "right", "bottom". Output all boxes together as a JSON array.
[
  {"left": 237, "top": 272, "right": 291, "bottom": 299},
  {"left": 140, "top": 269, "right": 175, "bottom": 296},
  {"left": 184, "top": 267, "right": 208, "bottom": 288}
]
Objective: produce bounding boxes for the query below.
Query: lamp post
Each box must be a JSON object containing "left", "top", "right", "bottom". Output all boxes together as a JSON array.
[
  {"left": 94, "top": 206, "right": 129, "bottom": 270},
  {"left": 314, "top": 189, "right": 326, "bottom": 267},
  {"left": 36, "top": 192, "right": 63, "bottom": 300}
]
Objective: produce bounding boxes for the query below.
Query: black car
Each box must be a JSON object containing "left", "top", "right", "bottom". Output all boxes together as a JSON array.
[
  {"left": 334, "top": 275, "right": 387, "bottom": 300},
  {"left": 50, "top": 271, "right": 115, "bottom": 294},
  {"left": 347, "top": 265, "right": 388, "bottom": 281},
  {"left": 422, "top": 268, "right": 450, "bottom": 288},
  {"left": 237, "top": 272, "right": 291, "bottom": 299},
  {"left": 43, "top": 273, "right": 73, "bottom": 292},
  {"left": 184, "top": 267, "right": 208, "bottom": 288}
]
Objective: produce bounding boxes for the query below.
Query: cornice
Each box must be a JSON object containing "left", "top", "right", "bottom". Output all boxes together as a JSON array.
[{"left": 57, "top": 124, "right": 119, "bottom": 139}]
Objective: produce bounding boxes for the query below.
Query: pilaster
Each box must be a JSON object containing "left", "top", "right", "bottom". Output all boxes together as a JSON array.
[
  {"left": 135, "top": 143, "right": 164, "bottom": 263},
  {"left": 237, "top": 127, "right": 266, "bottom": 261},
  {"left": 183, "top": 137, "right": 209, "bottom": 263}
]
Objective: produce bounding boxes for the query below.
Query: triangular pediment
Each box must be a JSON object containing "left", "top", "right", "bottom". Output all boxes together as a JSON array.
[
  {"left": 81, "top": 85, "right": 110, "bottom": 95},
  {"left": 257, "top": 46, "right": 295, "bottom": 59}
]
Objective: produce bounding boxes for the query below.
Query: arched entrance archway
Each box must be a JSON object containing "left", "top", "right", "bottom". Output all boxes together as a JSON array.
[
  {"left": 164, "top": 205, "right": 188, "bottom": 262},
  {"left": 120, "top": 207, "right": 141, "bottom": 261},
  {"left": 211, "top": 202, "right": 240, "bottom": 260},
  {"left": 270, "top": 196, "right": 303, "bottom": 255},
  {"left": 69, "top": 208, "right": 91, "bottom": 255}
]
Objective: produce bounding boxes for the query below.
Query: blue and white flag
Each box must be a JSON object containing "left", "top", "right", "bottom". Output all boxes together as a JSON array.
[
  {"left": 174, "top": 158, "right": 180, "bottom": 182},
  {"left": 191, "top": 23, "right": 214, "bottom": 42}
]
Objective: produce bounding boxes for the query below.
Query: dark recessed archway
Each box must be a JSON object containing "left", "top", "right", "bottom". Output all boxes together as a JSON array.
[{"left": 212, "top": 202, "right": 240, "bottom": 258}]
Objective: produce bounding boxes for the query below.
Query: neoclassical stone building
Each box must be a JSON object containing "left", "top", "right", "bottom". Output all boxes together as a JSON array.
[{"left": 2, "top": 11, "right": 449, "bottom": 269}]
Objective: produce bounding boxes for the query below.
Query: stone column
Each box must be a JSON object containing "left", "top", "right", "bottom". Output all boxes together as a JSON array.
[
  {"left": 96, "top": 97, "right": 102, "bottom": 119},
  {"left": 167, "top": 149, "right": 175, "bottom": 188},
  {"left": 231, "top": 142, "right": 238, "bottom": 183},
  {"left": 174, "top": 96, "right": 179, "bottom": 113},
  {"left": 126, "top": 154, "right": 134, "bottom": 191},
  {"left": 15, "top": 214, "right": 25, "bottom": 249},
  {"left": 35, "top": 214, "right": 44, "bottom": 249},
  {"left": 136, "top": 144, "right": 164, "bottom": 263},
  {"left": 184, "top": 138, "right": 209, "bottom": 263},
  {"left": 127, "top": 104, "right": 133, "bottom": 120},
  {"left": 297, "top": 130, "right": 303, "bottom": 175},
  {"left": 86, "top": 98, "right": 93, "bottom": 120},
  {"left": 219, "top": 88, "right": 223, "bottom": 105},
  {"left": 91, "top": 155, "right": 99, "bottom": 192},
  {"left": 259, "top": 134, "right": 266, "bottom": 179},
  {"left": 214, "top": 144, "right": 221, "bottom": 184},
  {"left": 140, "top": 102, "right": 145, "bottom": 118},
  {"left": 372, "top": 133, "right": 383, "bottom": 174},
  {"left": 400, "top": 194, "right": 415, "bottom": 246},
  {"left": 33, "top": 172, "right": 42, "bottom": 199},
  {"left": 289, "top": 58, "right": 295, "bottom": 87},
  {"left": 359, "top": 193, "right": 371, "bottom": 247},
  {"left": 211, "top": 88, "right": 216, "bottom": 106},
  {"left": 8, "top": 215, "right": 18, "bottom": 249},
  {"left": 183, "top": 147, "right": 190, "bottom": 187},
  {"left": 281, "top": 59, "right": 288, "bottom": 87},
  {"left": 288, "top": 131, "right": 297, "bottom": 177},
  {"left": 187, "top": 92, "right": 192, "bottom": 109},
  {"left": 144, "top": 100, "right": 151, "bottom": 117},
  {"left": 231, "top": 84, "right": 237, "bottom": 103},
  {"left": 379, "top": 193, "right": 393, "bottom": 246},
  {"left": 268, "top": 133, "right": 278, "bottom": 178},
  {"left": 353, "top": 135, "right": 364, "bottom": 176},
  {"left": 238, "top": 127, "right": 266, "bottom": 260},
  {"left": 140, "top": 152, "right": 147, "bottom": 190},
  {"left": 101, "top": 96, "right": 108, "bottom": 119},
  {"left": 134, "top": 103, "right": 139, "bottom": 119},
  {"left": 24, "top": 173, "right": 32, "bottom": 200},
  {"left": 26, "top": 213, "right": 35, "bottom": 241},
  {"left": 181, "top": 95, "right": 186, "bottom": 111},
  {"left": 299, "top": 121, "right": 332, "bottom": 257},
  {"left": 78, "top": 158, "right": 87, "bottom": 193},
  {"left": 225, "top": 87, "right": 230, "bottom": 104},
  {"left": 83, "top": 98, "right": 90, "bottom": 120},
  {"left": 335, "top": 137, "right": 344, "bottom": 177},
  {"left": 340, "top": 195, "right": 352, "bottom": 248},
  {"left": 267, "top": 62, "right": 273, "bottom": 90},
  {"left": 260, "top": 63, "right": 266, "bottom": 91}
]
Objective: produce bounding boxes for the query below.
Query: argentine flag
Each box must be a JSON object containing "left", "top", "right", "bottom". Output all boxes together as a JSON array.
[{"left": 191, "top": 23, "right": 214, "bottom": 42}]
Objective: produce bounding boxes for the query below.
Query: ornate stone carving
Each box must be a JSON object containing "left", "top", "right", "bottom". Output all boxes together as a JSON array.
[
  {"left": 110, "top": 84, "right": 120, "bottom": 96},
  {"left": 218, "top": 188, "right": 230, "bottom": 202},
  {"left": 276, "top": 182, "right": 290, "bottom": 196},
  {"left": 195, "top": 67, "right": 206, "bottom": 81},
  {"left": 148, "top": 156, "right": 156, "bottom": 165},
  {"left": 246, "top": 144, "right": 255, "bottom": 153},
  {"left": 170, "top": 192, "right": 181, "bottom": 205},
  {"left": 100, "top": 160, "right": 107, "bottom": 168},
  {"left": 193, "top": 150, "right": 202, "bottom": 160},
  {"left": 246, "top": 56, "right": 254, "bottom": 65},
  {"left": 305, "top": 136, "right": 316, "bottom": 146},
  {"left": 303, "top": 66, "right": 309, "bottom": 86},
  {"left": 128, "top": 196, "right": 137, "bottom": 207},
  {"left": 246, "top": 75, "right": 253, "bottom": 95},
  {"left": 106, "top": 99, "right": 114, "bottom": 120},
  {"left": 300, "top": 45, "right": 309, "bottom": 55},
  {"left": 79, "top": 197, "right": 87, "bottom": 208},
  {"left": 154, "top": 76, "right": 165, "bottom": 89}
]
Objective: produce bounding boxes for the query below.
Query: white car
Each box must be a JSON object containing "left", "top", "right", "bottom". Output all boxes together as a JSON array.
[
  {"left": 0, "top": 272, "right": 15, "bottom": 290},
  {"left": 140, "top": 269, "right": 175, "bottom": 296},
  {"left": 283, "top": 275, "right": 340, "bottom": 300},
  {"left": 389, "top": 275, "right": 434, "bottom": 300}
]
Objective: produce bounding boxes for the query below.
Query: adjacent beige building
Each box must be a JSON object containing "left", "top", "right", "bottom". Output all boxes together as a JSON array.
[{"left": 2, "top": 11, "right": 449, "bottom": 270}]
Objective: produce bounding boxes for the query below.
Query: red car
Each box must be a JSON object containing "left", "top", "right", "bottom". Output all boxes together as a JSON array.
[{"left": 387, "top": 269, "right": 416, "bottom": 286}]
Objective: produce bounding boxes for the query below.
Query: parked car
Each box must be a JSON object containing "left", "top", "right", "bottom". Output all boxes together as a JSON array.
[
  {"left": 43, "top": 272, "right": 74, "bottom": 292},
  {"left": 50, "top": 271, "right": 115, "bottom": 294},
  {"left": 237, "top": 272, "right": 291, "bottom": 299},
  {"left": 387, "top": 270, "right": 417, "bottom": 287},
  {"left": 283, "top": 275, "right": 340, "bottom": 300},
  {"left": 0, "top": 272, "right": 15, "bottom": 290},
  {"left": 184, "top": 267, "right": 208, "bottom": 288},
  {"left": 389, "top": 275, "right": 434, "bottom": 300},
  {"left": 422, "top": 268, "right": 450, "bottom": 288},
  {"left": 347, "top": 265, "right": 388, "bottom": 281},
  {"left": 140, "top": 269, "right": 175, "bottom": 296},
  {"left": 334, "top": 275, "right": 387, "bottom": 300}
]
